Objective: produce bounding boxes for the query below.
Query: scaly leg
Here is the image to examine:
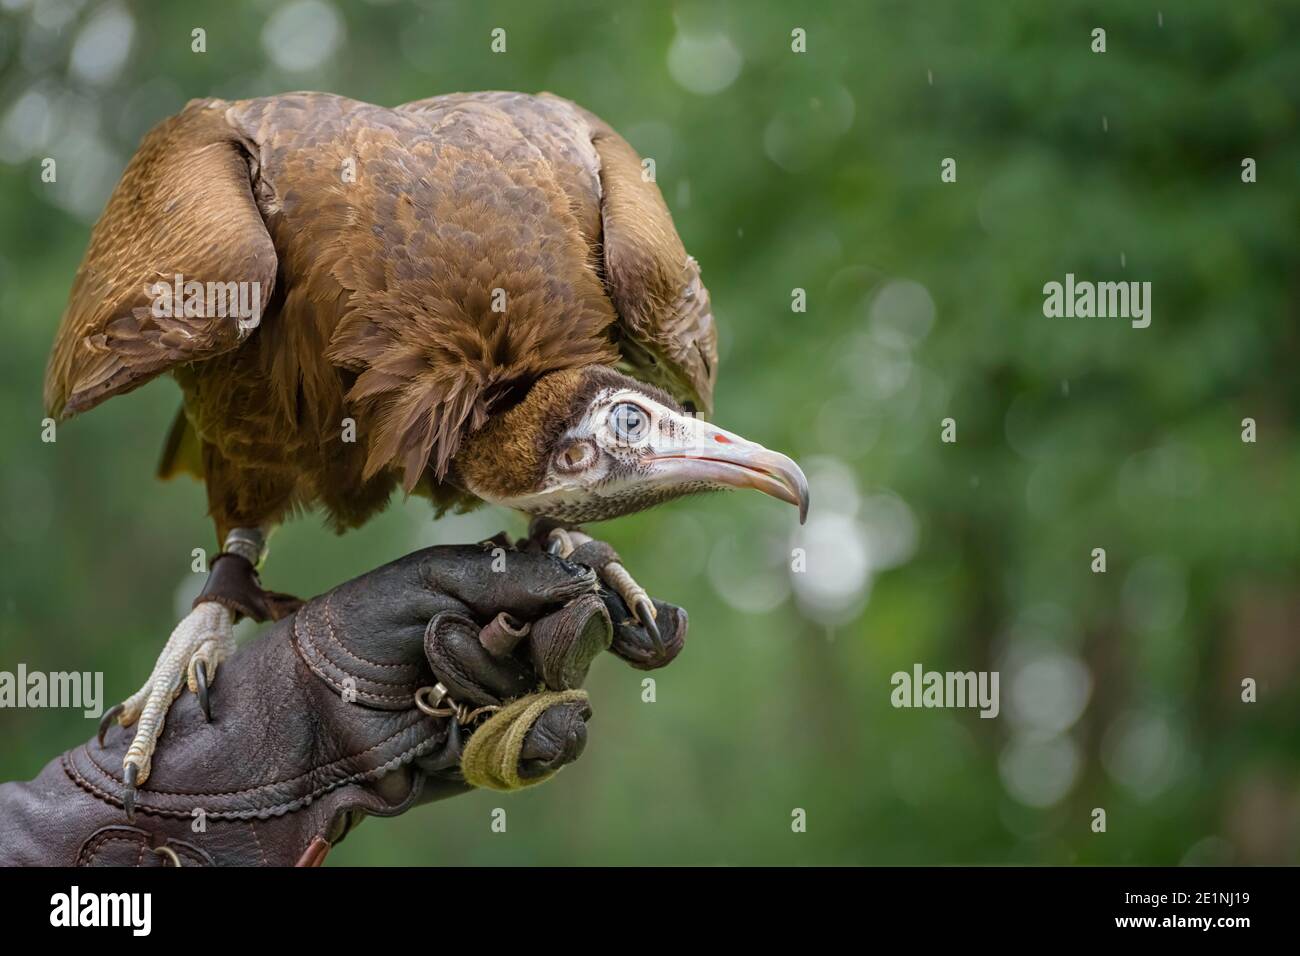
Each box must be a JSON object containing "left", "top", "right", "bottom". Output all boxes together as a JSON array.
[
  {"left": 98, "top": 602, "right": 236, "bottom": 817},
  {"left": 98, "top": 527, "right": 299, "bottom": 819}
]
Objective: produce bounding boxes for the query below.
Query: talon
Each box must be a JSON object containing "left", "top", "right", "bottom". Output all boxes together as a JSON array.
[
  {"left": 193, "top": 660, "right": 211, "bottom": 722},
  {"left": 632, "top": 596, "right": 663, "bottom": 652},
  {"left": 546, "top": 528, "right": 574, "bottom": 557},
  {"left": 98, "top": 703, "right": 124, "bottom": 747},
  {"left": 123, "top": 763, "right": 138, "bottom": 823}
]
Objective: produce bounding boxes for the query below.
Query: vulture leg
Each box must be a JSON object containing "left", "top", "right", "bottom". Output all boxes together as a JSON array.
[
  {"left": 108, "top": 602, "right": 237, "bottom": 818},
  {"left": 545, "top": 528, "right": 662, "bottom": 653},
  {"left": 98, "top": 527, "right": 300, "bottom": 818}
]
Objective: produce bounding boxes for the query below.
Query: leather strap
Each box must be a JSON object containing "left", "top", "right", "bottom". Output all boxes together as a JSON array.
[
  {"left": 294, "top": 836, "right": 332, "bottom": 867},
  {"left": 77, "top": 825, "right": 215, "bottom": 867},
  {"left": 194, "top": 551, "right": 303, "bottom": 623}
]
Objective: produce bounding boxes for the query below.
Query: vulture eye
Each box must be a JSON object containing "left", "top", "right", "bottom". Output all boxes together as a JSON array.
[{"left": 608, "top": 402, "right": 650, "bottom": 444}]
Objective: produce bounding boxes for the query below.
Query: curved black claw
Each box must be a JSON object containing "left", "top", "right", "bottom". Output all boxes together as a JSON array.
[
  {"left": 632, "top": 595, "right": 663, "bottom": 653},
  {"left": 123, "top": 763, "right": 138, "bottom": 823},
  {"left": 97, "top": 703, "right": 123, "bottom": 747},
  {"left": 193, "top": 661, "right": 211, "bottom": 723}
]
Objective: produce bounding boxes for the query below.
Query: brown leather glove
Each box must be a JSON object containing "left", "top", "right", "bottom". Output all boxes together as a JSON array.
[{"left": 0, "top": 542, "right": 686, "bottom": 866}]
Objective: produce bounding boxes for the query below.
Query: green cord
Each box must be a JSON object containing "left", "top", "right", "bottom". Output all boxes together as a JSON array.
[{"left": 460, "top": 689, "right": 590, "bottom": 791}]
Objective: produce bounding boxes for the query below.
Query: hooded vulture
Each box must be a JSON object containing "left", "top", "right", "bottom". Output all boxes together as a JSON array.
[{"left": 44, "top": 91, "right": 809, "bottom": 811}]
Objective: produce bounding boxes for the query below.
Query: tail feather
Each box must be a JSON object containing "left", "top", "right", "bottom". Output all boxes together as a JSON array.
[{"left": 157, "top": 406, "right": 202, "bottom": 481}]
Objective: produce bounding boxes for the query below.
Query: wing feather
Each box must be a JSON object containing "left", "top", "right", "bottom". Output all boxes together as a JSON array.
[
  {"left": 572, "top": 102, "right": 717, "bottom": 416},
  {"left": 44, "top": 100, "right": 277, "bottom": 418}
]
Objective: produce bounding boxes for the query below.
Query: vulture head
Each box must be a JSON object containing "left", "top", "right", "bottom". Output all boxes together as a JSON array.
[{"left": 455, "top": 366, "right": 809, "bottom": 526}]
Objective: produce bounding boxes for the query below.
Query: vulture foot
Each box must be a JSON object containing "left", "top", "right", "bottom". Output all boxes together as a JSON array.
[
  {"left": 544, "top": 527, "right": 663, "bottom": 654},
  {"left": 100, "top": 601, "right": 236, "bottom": 819}
]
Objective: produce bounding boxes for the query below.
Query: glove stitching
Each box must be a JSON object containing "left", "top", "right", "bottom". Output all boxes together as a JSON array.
[
  {"left": 69, "top": 710, "right": 438, "bottom": 800},
  {"left": 293, "top": 610, "right": 423, "bottom": 701},
  {"left": 247, "top": 819, "right": 268, "bottom": 866},
  {"left": 76, "top": 830, "right": 210, "bottom": 867},
  {"left": 63, "top": 730, "right": 446, "bottom": 821},
  {"left": 320, "top": 593, "right": 423, "bottom": 672},
  {"left": 76, "top": 833, "right": 142, "bottom": 866}
]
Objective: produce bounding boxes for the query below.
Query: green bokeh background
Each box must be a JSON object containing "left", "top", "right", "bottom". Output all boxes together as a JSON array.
[{"left": 1, "top": 0, "right": 1297, "bottom": 865}]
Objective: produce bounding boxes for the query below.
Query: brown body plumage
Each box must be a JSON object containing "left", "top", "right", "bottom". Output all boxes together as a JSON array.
[{"left": 45, "top": 91, "right": 717, "bottom": 542}]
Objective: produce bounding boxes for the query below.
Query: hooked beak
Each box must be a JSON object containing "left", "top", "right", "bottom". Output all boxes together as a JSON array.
[{"left": 646, "top": 420, "right": 810, "bottom": 523}]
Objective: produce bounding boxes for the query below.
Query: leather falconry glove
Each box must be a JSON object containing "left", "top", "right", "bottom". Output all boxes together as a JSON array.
[{"left": 0, "top": 543, "right": 687, "bottom": 866}]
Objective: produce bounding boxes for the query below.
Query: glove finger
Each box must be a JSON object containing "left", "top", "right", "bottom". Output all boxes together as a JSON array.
[
  {"left": 425, "top": 611, "right": 535, "bottom": 706},
  {"left": 418, "top": 545, "right": 597, "bottom": 620},
  {"left": 606, "top": 595, "right": 688, "bottom": 671},
  {"left": 517, "top": 699, "right": 592, "bottom": 779},
  {"left": 528, "top": 593, "right": 612, "bottom": 690},
  {"left": 321, "top": 557, "right": 462, "bottom": 641}
]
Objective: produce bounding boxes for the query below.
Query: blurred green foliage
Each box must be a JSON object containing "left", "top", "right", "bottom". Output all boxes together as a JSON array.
[{"left": 1, "top": 0, "right": 1297, "bottom": 865}]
